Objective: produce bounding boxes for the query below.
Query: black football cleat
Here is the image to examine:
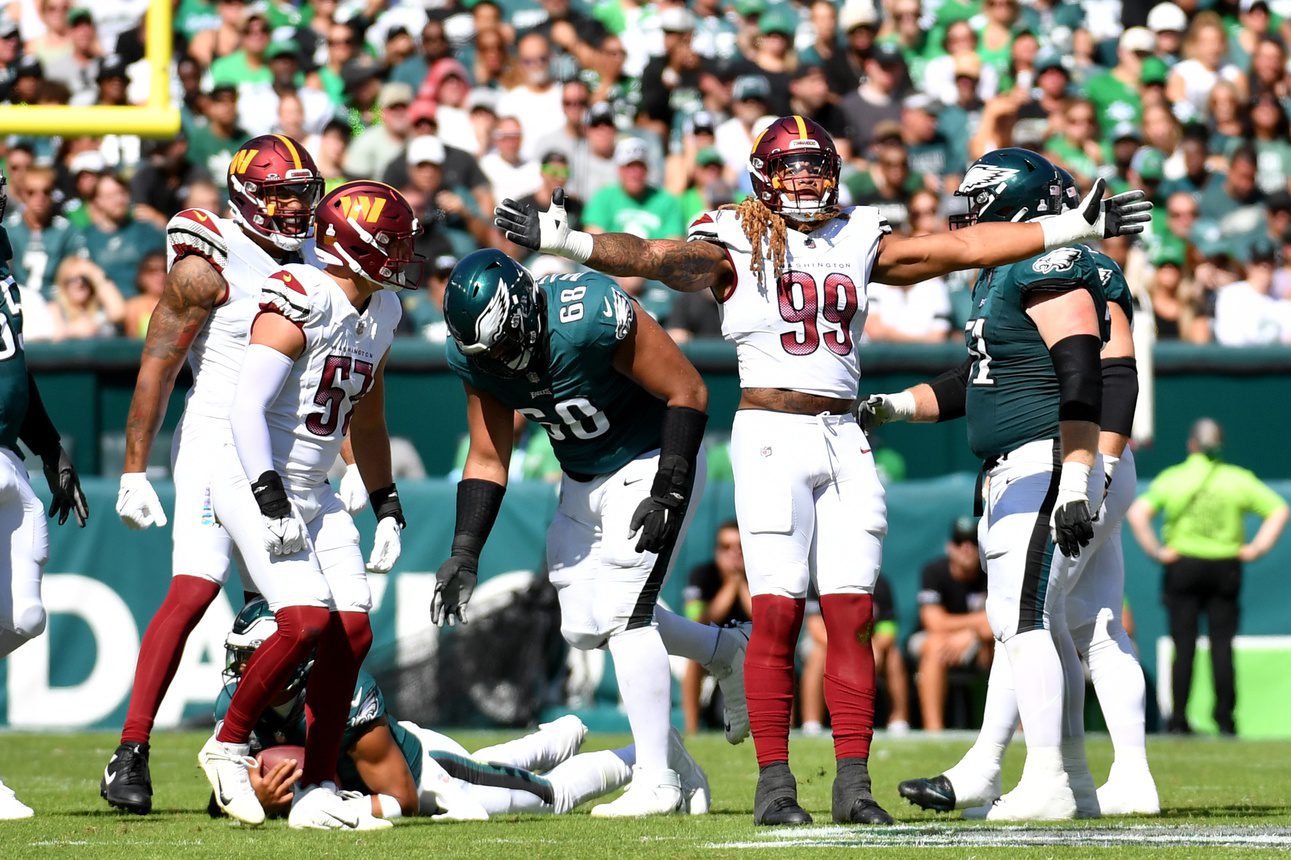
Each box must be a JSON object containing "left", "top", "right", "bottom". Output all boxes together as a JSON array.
[
  {"left": 754, "top": 762, "right": 814, "bottom": 826},
  {"left": 832, "top": 757, "right": 894, "bottom": 825},
  {"left": 101, "top": 742, "right": 153, "bottom": 814},
  {"left": 898, "top": 774, "right": 957, "bottom": 813}
]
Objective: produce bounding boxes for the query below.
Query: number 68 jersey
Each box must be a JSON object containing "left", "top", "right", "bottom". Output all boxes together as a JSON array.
[
  {"left": 686, "top": 205, "right": 891, "bottom": 399},
  {"left": 256, "top": 264, "right": 402, "bottom": 492}
]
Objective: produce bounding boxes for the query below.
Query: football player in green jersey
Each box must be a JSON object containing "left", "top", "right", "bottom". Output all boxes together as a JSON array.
[
  {"left": 214, "top": 599, "right": 705, "bottom": 825},
  {"left": 434, "top": 248, "right": 749, "bottom": 817},
  {"left": 0, "top": 170, "right": 89, "bottom": 819},
  {"left": 861, "top": 149, "right": 1109, "bottom": 821}
]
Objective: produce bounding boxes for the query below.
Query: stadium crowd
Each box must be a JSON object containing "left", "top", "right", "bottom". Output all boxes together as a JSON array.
[{"left": 2, "top": 0, "right": 1291, "bottom": 345}]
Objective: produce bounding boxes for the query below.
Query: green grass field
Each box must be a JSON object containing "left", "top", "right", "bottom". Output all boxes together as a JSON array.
[{"left": 1, "top": 731, "right": 1288, "bottom": 858}]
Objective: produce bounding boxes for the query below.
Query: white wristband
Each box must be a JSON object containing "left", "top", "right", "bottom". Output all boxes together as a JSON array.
[
  {"left": 120, "top": 472, "right": 150, "bottom": 488},
  {"left": 888, "top": 390, "right": 917, "bottom": 421},
  {"left": 559, "top": 229, "right": 594, "bottom": 264},
  {"left": 1040, "top": 209, "right": 1096, "bottom": 250},
  {"left": 377, "top": 793, "right": 403, "bottom": 820},
  {"left": 1058, "top": 460, "right": 1092, "bottom": 499},
  {"left": 1101, "top": 454, "right": 1119, "bottom": 484}
]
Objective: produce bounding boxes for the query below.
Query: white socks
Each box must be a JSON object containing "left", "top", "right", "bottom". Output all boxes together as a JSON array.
[
  {"left": 1083, "top": 619, "right": 1149, "bottom": 763},
  {"left": 608, "top": 626, "right": 672, "bottom": 771},
  {"left": 1004, "top": 629, "right": 1065, "bottom": 749}
]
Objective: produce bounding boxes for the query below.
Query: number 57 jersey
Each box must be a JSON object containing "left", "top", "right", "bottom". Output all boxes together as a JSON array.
[
  {"left": 446, "top": 271, "right": 665, "bottom": 477},
  {"left": 256, "top": 264, "right": 402, "bottom": 492},
  {"left": 687, "top": 205, "right": 891, "bottom": 399}
]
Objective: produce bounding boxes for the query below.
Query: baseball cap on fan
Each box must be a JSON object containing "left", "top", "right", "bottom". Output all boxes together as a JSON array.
[
  {"left": 407, "top": 135, "right": 446, "bottom": 167},
  {"left": 614, "top": 137, "right": 649, "bottom": 167},
  {"left": 950, "top": 517, "right": 978, "bottom": 544},
  {"left": 1146, "top": 1, "right": 1187, "bottom": 32}
]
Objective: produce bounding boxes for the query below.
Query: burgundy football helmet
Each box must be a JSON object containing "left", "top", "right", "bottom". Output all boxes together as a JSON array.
[
  {"left": 314, "top": 180, "right": 425, "bottom": 291},
  {"left": 227, "top": 134, "right": 324, "bottom": 251},
  {"left": 748, "top": 115, "right": 842, "bottom": 220}
]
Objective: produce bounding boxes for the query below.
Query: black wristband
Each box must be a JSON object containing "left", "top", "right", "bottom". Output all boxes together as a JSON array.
[
  {"left": 659, "top": 405, "right": 708, "bottom": 467},
  {"left": 251, "top": 470, "right": 291, "bottom": 518},
  {"left": 1100, "top": 357, "right": 1138, "bottom": 437},
  {"left": 930, "top": 358, "right": 972, "bottom": 423},
  {"left": 369, "top": 483, "right": 406, "bottom": 528},
  {"left": 452, "top": 478, "right": 505, "bottom": 559},
  {"left": 1050, "top": 334, "right": 1103, "bottom": 424},
  {"left": 19, "top": 372, "right": 61, "bottom": 461}
]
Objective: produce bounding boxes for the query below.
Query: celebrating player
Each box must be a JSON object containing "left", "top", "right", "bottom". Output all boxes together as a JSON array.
[
  {"left": 434, "top": 248, "right": 749, "bottom": 817},
  {"left": 495, "top": 118, "right": 1151, "bottom": 824},
  {"left": 213, "top": 598, "right": 708, "bottom": 825},
  {"left": 102, "top": 135, "right": 327, "bottom": 814},
  {"left": 892, "top": 166, "right": 1159, "bottom": 819},
  {"left": 0, "top": 170, "right": 88, "bottom": 819},
  {"left": 199, "top": 181, "right": 412, "bottom": 829}
]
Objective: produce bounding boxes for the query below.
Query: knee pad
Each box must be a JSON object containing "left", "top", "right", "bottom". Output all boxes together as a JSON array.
[
  {"left": 561, "top": 622, "right": 609, "bottom": 652},
  {"left": 12, "top": 601, "right": 46, "bottom": 640}
]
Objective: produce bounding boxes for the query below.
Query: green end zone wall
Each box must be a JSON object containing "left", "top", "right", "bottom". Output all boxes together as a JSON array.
[{"left": 3, "top": 475, "right": 1290, "bottom": 737}]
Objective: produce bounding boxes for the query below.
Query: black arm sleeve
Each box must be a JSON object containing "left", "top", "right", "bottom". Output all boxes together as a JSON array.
[
  {"left": 18, "top": 372, "right": 60, "bottom": 461},
  {"left": 451, "top": 478, "right": 506, "bottom": 559},
  {"left": 1100, "top": 357, "right": 1138, "bottom": 437},
  {"left": 659, "top": 405, "right": 708, "bottom": 468},
  {"left": 930, "top": 358, "right": 972, "bottom": 423},
  {"left": 1049, "top": 334, "right": 1103, "bottom": 424}
]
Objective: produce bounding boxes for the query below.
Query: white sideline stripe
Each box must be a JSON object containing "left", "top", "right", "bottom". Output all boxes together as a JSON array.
[{"left": 703, "top": 824, "right": 1291, "bottom": 850}]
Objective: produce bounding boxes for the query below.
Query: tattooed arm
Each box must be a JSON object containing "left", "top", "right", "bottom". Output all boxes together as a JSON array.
[
  {"left": 587, "top": 234, "right": 735, "bottom": 297},
  {"left": 122, "top": 255, "right": 225, "bottom": 473}
]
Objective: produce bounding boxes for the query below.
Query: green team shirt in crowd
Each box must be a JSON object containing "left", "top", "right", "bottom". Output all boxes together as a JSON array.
[
  {"left": 964, "top": 246, "right": 1107, "bottom": 460},
  {"left": 4, "top": 212, "right": 79, "bottom": 298},
  {"left": 583, "top": 184, "right": 684, "bottom": 240},
  {"left": 0, "top": 228, "right": 30, "bottom": 454},
  {"left": 1088, "top": 248, "right": 1133, "bottom": 324},
  {"left": 215, "top": 669, "right": 425, "bottom": 788},
  {"left": 1140, "top": 453, "right": 1288, "bottom": 560},
  {"left": 76, "top": 218, "right": 165, "bottom": 298},
  {"left": 447, "top": 272, "right": 667, "bottom": 477},
  {"left": 1084, "top": 71, "right": 1142, "bottom": 132}
]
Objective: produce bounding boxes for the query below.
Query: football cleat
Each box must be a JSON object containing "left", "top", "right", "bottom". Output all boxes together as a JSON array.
[
  {"left": 0, "top": 777, "right": 33, "bottom": 820},
  {"left": 711, "top": 622, "right": 751, "bottom": 744},
  {"left": 833, "top": 759, "right": 893, "bottom": 825},
  {"left": 1096, "top": 765, "right": 1160, "bottom": 816},
  {"left": 983, "top": 776, "right": 1077, "bottom": 821},
  {"left": 898, "top": 774, "right": 958, "bottom": 813},
  {"left": 198, "top": 735, "right": 265, "bottom": 826},
  {"left": 535, "top": 715, "right": 589, "bottom": 772},
  {"left": 754, "top": 761, "right": 812, "bottom": 826},
  {"left": 668, "top": 728, "right": 711, "bottom": 815},
  {"left": 590, "top": 766, "right": 683, "bottom": 818},
  {"left": 289, "top": 781, "right": 362, "bottom": 830},
  {"left": 101, "top": 742, "right": 153, "bottom": 814}
]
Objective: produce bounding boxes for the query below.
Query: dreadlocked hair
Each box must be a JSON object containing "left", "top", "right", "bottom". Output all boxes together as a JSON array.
[{"left": 721, "top": 197, "right": 787, "bottom": 295}]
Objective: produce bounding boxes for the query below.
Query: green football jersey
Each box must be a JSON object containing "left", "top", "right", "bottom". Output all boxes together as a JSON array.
[
  {"left": 964, "top": 246, "right": 1108, "bottom": 460},
  {"left": 215, "top": 669, "right": 424, "bottom": 788},
  {"left": 447, "top": 272, "right": 666, "bottom": 477},
  {"left": 0, "top": 227, "right": 29, "bottom": 455},
  {"left": 1087, "top": 248, "right": 1133, "bottom": 324}
]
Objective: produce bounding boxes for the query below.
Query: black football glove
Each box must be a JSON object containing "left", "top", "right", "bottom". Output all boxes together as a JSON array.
[
  {"left": 431, "top": 554, "right": 479, "bottom": 627},
  {"left": 1050, "top": 492, "right": 1094, "bottom": 558},
  {"left": 629, "top": 454, "right": 691, "bottom": 554},
  {"left": 43, "top": 445, "right": 87, "bottom": 527}
]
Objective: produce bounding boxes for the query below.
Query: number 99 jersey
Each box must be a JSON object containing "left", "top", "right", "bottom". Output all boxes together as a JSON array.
[
  {"left": 446, "top": 272, "right": 666, "bottom": 478},
  {"left": 686, "top": 205, "right": 891, "bottom": 399}
]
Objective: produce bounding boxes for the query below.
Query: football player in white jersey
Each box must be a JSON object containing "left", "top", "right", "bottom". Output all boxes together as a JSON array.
[
  {"left": 103, "top": 134, "right": 327, "bottom": 815},
  {"left": 198, "top": 180, "right": 413, "bottom": 830},
  {"left": 495, "top": 114, "right": 1152, "bottom": 825}
]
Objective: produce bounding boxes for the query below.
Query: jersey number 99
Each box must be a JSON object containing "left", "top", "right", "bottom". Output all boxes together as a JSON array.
[{"left": 777, "top": 272, "right": 859, "bottom": 356}]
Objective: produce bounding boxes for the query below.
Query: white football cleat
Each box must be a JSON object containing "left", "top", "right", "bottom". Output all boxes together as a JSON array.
[
  {"left": 0, "top": 778, "right": 33, "bottom": 820},
  {"left": 590, "top": 767, "right": 683, "bottom": 818},
  {"left": 710, "top": 622, "right": 751, "bottom": 744},
  {"left": 1096, "top": 765, "right": 1160, "bottom": 816},
  {"left": 289, "top": 781, "right": 362, "bottom": 830},
  {"left": 536, "top": 714, "right": 589, "bottom": 770},
  {"left": 668, "top": 729, "right": 710, "bottom": 815},
  {"left": 198, "top": 735, "right": 264, "bottom": 826},
  {"left": 983, "top": 775, "right": 1078, "bottom": 822}
]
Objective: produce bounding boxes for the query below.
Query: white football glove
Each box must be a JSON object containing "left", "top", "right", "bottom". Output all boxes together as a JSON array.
[
  {"left": 116, "top": 472, "right": 168, "bottom": 530},
  {"left": 494, "top": 188, "right": 594, "bottom": 262},
  {"left": 337, "top": 462, "right": 369, "bottom": 515},
  {"left": 262, "top": 510, "right": 308, "bottom": 556},
  {"left": 366, "top": 517, "right": 403, "bottom": 574},
  {"left": 1041, "top": 178, "right": 1153, "bottom": 249},
  {"left": 854, "top": 391, "right": 916, "bottom": 435}
]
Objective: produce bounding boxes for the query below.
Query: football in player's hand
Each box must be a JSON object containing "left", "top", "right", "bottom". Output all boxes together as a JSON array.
[{"left": 256, "top": 745, "right": 305, "bottom": 773}]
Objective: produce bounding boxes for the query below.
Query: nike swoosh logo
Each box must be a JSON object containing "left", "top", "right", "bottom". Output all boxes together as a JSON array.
[
  {"left": 624, "top": 477, "right": 643, "bottom": 486},
  {"left": 214, "top": 770, "right": 235, "bottom": 808},
  {"left": 104, "top": 770, "right": 118, "bottom": 785}
]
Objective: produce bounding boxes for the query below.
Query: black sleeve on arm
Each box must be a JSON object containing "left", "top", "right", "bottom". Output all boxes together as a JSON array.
[
  {"left": 18, "top": 372, "right": 60, "bottom": 461},
  {"left": 1100, "top": 357, "right": 1138, "bottom": 437},
  {"left": 660, "top": 405, "right": 709, "bottom": 469},
  {"left": 451, "top": 478, "right": 506, "bottom": 559},
  {"left": 1050, "top": 334, "right": 1103, "bottom": 424},
  {"left": 930, "top": 358, "right": 972, "bottom": 423}
]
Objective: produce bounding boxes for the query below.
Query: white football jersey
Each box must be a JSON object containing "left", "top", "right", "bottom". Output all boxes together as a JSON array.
[
  {"left": 256, "top": 264, "right": 402, "bottom": 491},
  {"left": 687, "top": 206, "right": 891, "bottom": 399},
  {"left": 165, "top": 208, "right": 315, "bottom": 422}
]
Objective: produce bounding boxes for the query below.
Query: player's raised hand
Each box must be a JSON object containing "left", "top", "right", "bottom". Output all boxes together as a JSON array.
[
  {"left": 250, "top": 470, "right": 307, "bottom": 555},
  {"left": 431, "top": 554, "right": 478, "bottom": 627},
  {"left": 366, "top": 517, "right": 402, "bottom": 573},
  {"left": 494, "top": 188, "right": 592, "bottom": 261},
  {"left": 1043, "top": 179, "right": 1153, "bottom": 248},
  {"left": 44, "top": 445, "right": 88, "bottom": 527},
  {"left": 117, "top": 472, "right": 167, "bottom": 529}
]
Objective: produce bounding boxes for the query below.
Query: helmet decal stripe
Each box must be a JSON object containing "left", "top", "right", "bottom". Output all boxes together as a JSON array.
[
  {"left": 275, "top": 134, "right": 303, "bottom": 171},
  {"left": 793, "top": 115, "right": 808, "bottom": 139}
]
